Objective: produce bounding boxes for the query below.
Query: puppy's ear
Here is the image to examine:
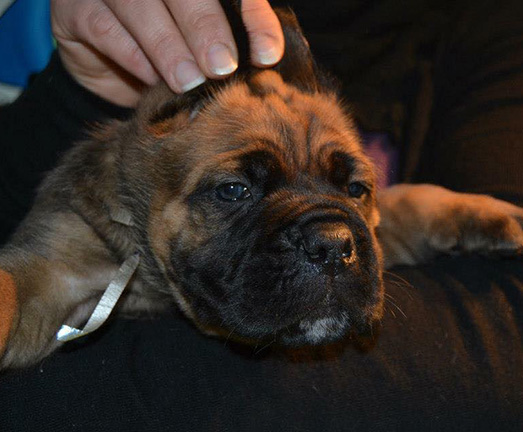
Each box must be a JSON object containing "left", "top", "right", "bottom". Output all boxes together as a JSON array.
[
  {"left": 135, "top": 0, "right": 248, "bottom": 131},
  {"left": 221, "top": 3, "right": 320, "bottom": 91},
  {"left": 138, "top": 82, "right": 195, "bottom": 121},
  {"left": 135, "top": 4, "right": 337, "bottom": 134},
  {"left": 271, "top": 8, "right": 316, "bottom": 91},
  {"left": 272, "top": 8, "right": 337, "bottom": 94},
  {"left": 134, "top": 81, "right": 211, "bottom": 138}
]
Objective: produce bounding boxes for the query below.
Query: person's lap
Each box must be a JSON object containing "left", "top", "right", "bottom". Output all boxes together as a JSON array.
[{"left": 0, "top": 256, "right": 521, "bottom": 431}]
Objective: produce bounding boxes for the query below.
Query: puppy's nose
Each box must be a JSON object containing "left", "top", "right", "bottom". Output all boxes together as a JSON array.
[{"left": 301, "top": 221, "right": 355, "bottom": 268}]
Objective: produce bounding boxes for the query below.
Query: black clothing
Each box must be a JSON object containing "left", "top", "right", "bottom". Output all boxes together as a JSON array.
[
  {"left": 1, "top": 1, "right": 522, "bottom": 430},
  {"left": 1, "top": 257, "right": 522, "bottom": 431},
  {"left": 274, "top": 0, "right": 523, "bottom": 203}
]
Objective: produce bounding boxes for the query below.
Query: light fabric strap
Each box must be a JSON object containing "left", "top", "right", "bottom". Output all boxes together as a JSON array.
[{"left": 56, "top": 253, "right": 140, "bottom": 342}]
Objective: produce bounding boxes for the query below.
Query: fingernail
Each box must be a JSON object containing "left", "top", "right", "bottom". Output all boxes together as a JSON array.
[
  {"left": 253, "top": 35, "right": 283, "bottom": 66},
  {"left": 206, "top": 43, "right": 238, "bottom": 76},
  {"left": 174, "top": 60, "right": 206, "bottom": 92}
]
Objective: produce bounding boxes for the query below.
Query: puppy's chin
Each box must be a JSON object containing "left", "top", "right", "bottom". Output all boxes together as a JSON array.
[
  {"left": 179, "top": 272, "right": 384, "bottom": 348},
  {"left": 169, "top": 220, "right": 384, "bottom": 347},
  {"left": 199, "top": 306, "right": 382, "bottom": 348},
  {"left": 281, "top": 316, "right": 353, "bottom": 346},
  {"left": 279, "top": 299, "right": 383, "bottom": 347}
]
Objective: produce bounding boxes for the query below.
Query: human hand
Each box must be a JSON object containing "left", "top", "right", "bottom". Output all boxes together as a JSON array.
[{"left": 51, "top": 0, "right": 284, "bottom": 107}]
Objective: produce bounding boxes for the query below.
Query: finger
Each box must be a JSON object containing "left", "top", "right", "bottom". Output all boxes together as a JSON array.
[
  {"left": 52, "top": 0, "right": 159, "bottom": 86},
  {"left": 104, "top": 0, "right": 207, "bottom": 93},
  {"left": 165, "top": 0, "right": 238, "bottom": 78},
  {"left": 241, "top": 0, "right": 284, "bottom": 67}
]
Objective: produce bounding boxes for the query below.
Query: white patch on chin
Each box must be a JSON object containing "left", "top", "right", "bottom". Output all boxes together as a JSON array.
[{"left": 299, "top": 316, "right": 348, "bottom": 344}]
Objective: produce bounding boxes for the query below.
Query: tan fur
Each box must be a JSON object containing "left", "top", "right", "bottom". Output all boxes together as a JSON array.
[
  {"left": 142, "top": 72, "right": 379, "bottom": 284},
  {"left": 146, "top": 112, "right": 191, "bottom": 138},
  {"left": 0, "top": 270, "right": 17, "bottom": 356},
  {"left": 1, "top": 48, "right": 522, "bottom": 370},
  {"left": 378, "top": 184, "right": 523, "bottom": 268},
  {"left": 148, "top": 193, "right": 187, "bottom": 266},
  {"left": 0, "top": 211, "right": 120, "bottom": 368}
]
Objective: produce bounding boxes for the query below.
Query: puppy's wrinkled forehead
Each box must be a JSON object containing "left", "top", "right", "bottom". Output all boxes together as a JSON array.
[{"left": 177, "top": 71, "right": 373, "bottom": 190}]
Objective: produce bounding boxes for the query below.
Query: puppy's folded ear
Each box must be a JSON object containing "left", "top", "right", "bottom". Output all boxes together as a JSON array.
[
  {"left": 225, "top": 3, "right": 334, "bottom": 93},
  {"left": 136, "top": 4, "right": 338, "bottom": 133},
  {"left": 136, "top": 81, "right": 200, "bottom": 130},
  {"left": 135, "top": 1, "right": 248, "bottom": 129},
  {"left": 271, "top": 8, "right": 319, "bottom": 92}
]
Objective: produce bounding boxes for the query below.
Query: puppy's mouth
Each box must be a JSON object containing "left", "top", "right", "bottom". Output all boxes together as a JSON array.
[
  {"left": 169, "top": 247, "right": 383, "bottom": 347},
  {"left": 168, "top": 205, "right": 383, "bottom": 347},
  {"left": 190, "top": 275, "right": 384, "bottom": 348}
]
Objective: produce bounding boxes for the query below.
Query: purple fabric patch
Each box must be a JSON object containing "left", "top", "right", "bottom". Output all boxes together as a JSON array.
[{"left": 360, "top": 132, "right": 399, "bottom": 189}]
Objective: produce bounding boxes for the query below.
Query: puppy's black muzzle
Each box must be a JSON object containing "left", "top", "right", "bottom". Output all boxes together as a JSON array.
[
  {"left": 301, "top": 221, "right": 355, "bottom": 275},
  {"left": 270, "top": 199, "right": 363, "bottom": 274},
  {"left": 180, "top": 195, "right": 383, "bottom": 346}
]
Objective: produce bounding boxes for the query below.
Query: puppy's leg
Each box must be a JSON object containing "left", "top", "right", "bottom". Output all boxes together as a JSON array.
[
  {"left": 0, "top": 211, "right": 120, "bottom": 369},
  {"left": 378, "top": 184, "right": 523, "bottom": 268}
]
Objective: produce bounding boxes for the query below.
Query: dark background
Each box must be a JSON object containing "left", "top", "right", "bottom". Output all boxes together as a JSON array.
[{"left": 0, "top": 0, "right": 522, "bottom": 430}]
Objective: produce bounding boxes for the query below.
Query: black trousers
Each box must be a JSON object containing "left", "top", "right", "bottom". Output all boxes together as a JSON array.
[
  {"left": 1, "top": 1, "right": 522, "bottom": 430},
  {"left": 0, "top": 257, "right": 522, "bottom": 431}
]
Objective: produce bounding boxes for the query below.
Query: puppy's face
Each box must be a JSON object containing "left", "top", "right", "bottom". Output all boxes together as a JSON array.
[
  {"left": 136, "top": 70, "right": 383, "bottom": 346},
  {"left": 127, "top": 11, "right": 383, "bottom": 346}
]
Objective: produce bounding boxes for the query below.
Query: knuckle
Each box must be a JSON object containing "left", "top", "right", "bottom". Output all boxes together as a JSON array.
[
  {"left": 86, "top": 6, "right": 118, "bottom": 39},
  {"left": 186, "top": 9, "right": 224, "bottom": 37},
  {"left": 125, "top": 45, "right": 146, "bottom": 69},
  {"left": 114, "top": 0, "right": 141, "bottom": 7},
  {"left": 51, "top": 0, "right": 85, "bottom": 37},
  {"left": 149, "top": 33, "right": 189, "bottom": 73},
  {"left": 150, "top": 32, "right": 178, "bottom": 59}
]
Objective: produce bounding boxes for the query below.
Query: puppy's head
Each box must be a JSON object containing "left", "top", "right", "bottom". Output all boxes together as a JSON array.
[{"left": 122, "top": 9, "right": 384, "bottom": 346}]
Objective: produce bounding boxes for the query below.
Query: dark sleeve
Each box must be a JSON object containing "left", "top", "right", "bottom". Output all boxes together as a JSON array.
[
  {"left": 409, "top": 0, "right": 523, "bottom": 206},
  {"left": 0, "top": 51, "right": 133, "bottom": 244}
]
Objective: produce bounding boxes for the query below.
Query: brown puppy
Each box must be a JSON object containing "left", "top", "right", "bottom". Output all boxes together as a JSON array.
[{"left": 1, "top": 9, "right": 522, "bottom": 369}]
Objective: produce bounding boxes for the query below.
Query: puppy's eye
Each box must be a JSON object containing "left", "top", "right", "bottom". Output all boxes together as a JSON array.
[
  {"left": 216, "top": 182, "right": 252, "bottom": 201},
  {"left": 348, "top": 182, "right": 368, "bottom": 198}
]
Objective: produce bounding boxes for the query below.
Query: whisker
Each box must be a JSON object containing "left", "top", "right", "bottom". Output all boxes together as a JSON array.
[
  {"left": 384, "top": 292, "right": 397, "bottom": 301},
  {"left": 253, "top": 338, "right": 276, "bottom": 356},
  {"left": 224, "top": 315, "right": 249, "bottom": 347},
  {"left": 383, "top": 270, "right": 415, "bottom": 297},
  {"left": 385, "top": 297, "right": 407, "bottom": 319},
  {"left": 386, "top": 305, "right": 397, "bottom": 319},
  {"left": 383, "top": 270, "right": 414, "bottom": 288}
]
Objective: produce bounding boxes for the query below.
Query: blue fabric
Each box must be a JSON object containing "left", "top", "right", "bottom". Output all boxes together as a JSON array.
[{"left": 0, "top": 0, "right": 53, "bottom": 87}]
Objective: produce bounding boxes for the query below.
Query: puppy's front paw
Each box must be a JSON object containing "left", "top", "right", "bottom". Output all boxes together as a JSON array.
[
  {"left": 378, "top": 184, "right": 523, "bottom": 267},
  {"left": 427, "top": 194, "right": 523, "bottom": 257}
]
